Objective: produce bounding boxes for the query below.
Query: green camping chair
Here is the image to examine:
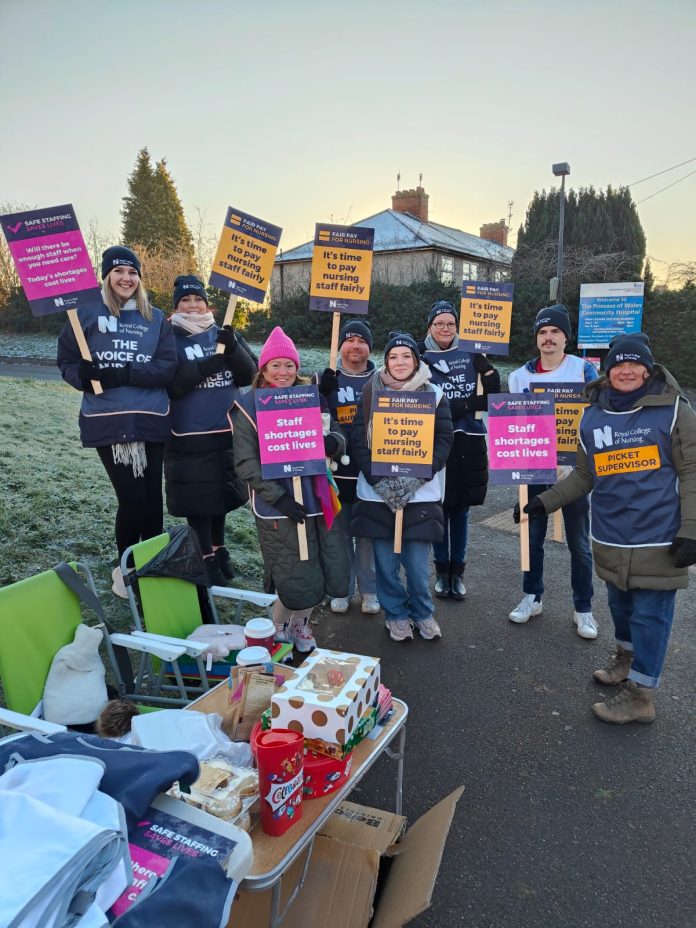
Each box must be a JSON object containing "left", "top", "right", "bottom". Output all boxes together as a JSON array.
[
  {"left": 121, "top": 530, "right": 288, "bottom": 692},
  {"left": 0, "top": 562, "right": 201, "bottom": 735}
]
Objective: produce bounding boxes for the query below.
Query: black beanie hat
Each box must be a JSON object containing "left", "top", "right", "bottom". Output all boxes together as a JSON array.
[
  {"left": 427, "top": 300, "right": 459, "bottom": 326},
  {"left": 533, "top": 304, "right": 571, "bottom": 340},
  {"left": 172, "top": 274, "right": 209, "bottom": 309},
  {"left": 384, "top": 331, "right": 420, "bottom": 363},
  {"left": 604, "top": 332, "right": 654, "bottom": 373},
  {"left": 339, "top": 318, "right": 373, "bottom": 351},
  {"left": 101, "top": 245, "right": 141, "bottom": 279}
]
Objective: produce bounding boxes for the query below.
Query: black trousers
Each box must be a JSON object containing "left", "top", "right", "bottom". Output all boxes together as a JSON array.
[
  {"left": 186, "top": 514, "right": 226, "bottom": 554},
  {"left": 97, "top": 443, "right": 165, "bottom": 557}
]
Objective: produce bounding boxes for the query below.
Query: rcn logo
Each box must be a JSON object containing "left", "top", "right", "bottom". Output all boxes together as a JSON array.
[
  {"left": 98, "top": 316, "right": 118, "bottom": 333},
  {"left": 185, "top": 344, "right": 205, "bottom": 360},
  {"left": 433, "top": 359, "right": 450, "bottom": 374},
  {"left": 53, "top": 297, "right": 65, "bottom": 307},
  {"left": 283, "top": 464, "right": 292, "bottom": 473},
  {"left": 475, "top": 342, "right": 482, "bottom": 349},
  {"left": 391, "top": 465, "right": 400, "bottom": 473},
  {"left": 228, "top": 281, "right": 237, "bottom": 289},
  {"left": 337, "top": 386, "right": 355, "bottom": 404},
  {"left": 593, "top": 426, "right": 613, "bottom": 449},
  {"left": 512, "top": 471, "right": 521, "bottom": 480}
]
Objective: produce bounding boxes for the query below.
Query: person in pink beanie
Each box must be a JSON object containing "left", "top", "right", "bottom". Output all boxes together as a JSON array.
[{"left": 233, "top": 327, "right": 350, "bottom": 651}]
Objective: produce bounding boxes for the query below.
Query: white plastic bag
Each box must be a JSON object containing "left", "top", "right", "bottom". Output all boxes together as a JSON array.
[{"left": 131, "top": 710, "right": 253, "bottom": 766}]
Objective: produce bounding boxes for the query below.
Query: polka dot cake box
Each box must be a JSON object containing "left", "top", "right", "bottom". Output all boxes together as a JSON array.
[{"left": 270, "top": 648, "right": 380, "bottom": 748}]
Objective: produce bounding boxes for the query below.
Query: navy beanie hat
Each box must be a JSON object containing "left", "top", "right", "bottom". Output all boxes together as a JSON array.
[
  {"left": 427, "top": 300, "right": 459, "bottom": 326},
  {"left": 173, "top": 274, "right": 209, "bottom": 309},
  {"left": 533, "top": 304, "right": 571, "bottom": 340},
  {"left": 101, "top": 245, "right": 141, "bottom": 279},
  {"left": 604, "top": 332, "right": 654, "bottom": 373},
  {"left": 339, "top": 318, "right": 373, "bottom": 351},
  {"left": 384, "top": 331, "right": 420, "bottom": 363}
]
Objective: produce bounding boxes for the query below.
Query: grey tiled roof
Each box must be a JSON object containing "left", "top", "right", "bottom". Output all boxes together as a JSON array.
[{"left": 276, "top": 209, "right": 514, "bottom": 265}]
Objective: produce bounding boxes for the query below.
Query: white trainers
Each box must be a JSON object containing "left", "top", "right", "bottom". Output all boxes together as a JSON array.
[
  {"left": 290, "top": 619, "right": 317, "bottom": 653},
  {"left": 416, "top": 617, "right": 442, "bottom": 640},
  {"left": 509, "top": 594, "right": 543, "bottom": 624},
  {"left": 385, "top": 619, "right": 414, "bottom": 642},
  {"left": 574, "top": 611, "right": 598, "bottom": 640},
  {"left": 274, "top": 622, "right": 293, "bottom": 644},
  {"left": 330, "top": 597, "right": 350, "bottom": 614},
  {"left": 111, "top": 566, "right": 128, "bottom": 599},
  {"left": 361, "top": 594, "right": 381, "bottom": 614}
]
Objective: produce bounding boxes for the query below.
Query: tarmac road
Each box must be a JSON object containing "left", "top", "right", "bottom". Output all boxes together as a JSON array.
[
  {"left": 5, "top": 361, "right": 696, "bottom": 926},
  {"left": 315, "top": 485, "right": 696, "bottom": 928}
]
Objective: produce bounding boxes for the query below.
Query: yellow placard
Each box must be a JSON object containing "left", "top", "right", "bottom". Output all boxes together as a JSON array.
[
  {"left": 371, "top": 410, "right": 435, "bottom": 467},
  {"left": 555, "top": 401, "right": 585, "bottom": 455},
  {"left": 310, "top": 245, "right": 373, "bottom": 300},
  {"left": 459, "top": 295, "right": 512, "bottom": 345},
  {"left": 594, "top": 444, "right": 661, "bottom": 477},
  {"left": 211, "top": 223, "right": 277, "bottom": 294}
]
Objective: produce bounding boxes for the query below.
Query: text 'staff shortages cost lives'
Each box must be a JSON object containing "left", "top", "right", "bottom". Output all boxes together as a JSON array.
[
  {"left": 209, "top": 207, "right": 282, "bottom": 303},
  {"left": 255, "top": 385, "right": 326, "bottom": 479},
  {"left": 488, "top": 393, "right": 557, "bottom": 485},
  {"left": 309, "top": 223, "right": 374, "bottom": 315},
  {"left": 459, "top": 281, "right": 513, "bottom": 355},
  {"left": 0, "top": 204, "right": 101, "bottom": 316}
]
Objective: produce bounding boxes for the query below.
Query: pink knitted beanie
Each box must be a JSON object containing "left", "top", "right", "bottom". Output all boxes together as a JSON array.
[{"left": 259, "top": 326, "right": 301, "bottom": 370}]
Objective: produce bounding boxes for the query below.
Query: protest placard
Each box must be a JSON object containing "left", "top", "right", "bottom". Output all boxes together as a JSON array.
[
  {"left": 459, "top": 281, "right": 514, "bottom": 355},
  {"left": 531, "top": 382, "right": 586, "bottom": 465},
  {"left": 255, "top": 385, "right": 325, "bottom": 561},
  {"left": 309, "top": 223, "right": 375, "bottom": 368},
  {"left": 577, "top": 282, "right": 644, "bottom": 349},
  {"left": 488, "top": 392, "right": 558, "bottom": 570},
  {"left": 1, "top": 204, "right": 104, "bottom": 392},
  {"left": 209, "top": 207, "right": 282, "bottom": 350},
  {"left": 370, "top": 391, "right": 437, "bottom": 479}
]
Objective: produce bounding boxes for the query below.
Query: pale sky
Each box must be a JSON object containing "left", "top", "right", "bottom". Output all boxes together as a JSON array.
[{"left": 2, "top": 0, "right": 694, "bottom": 282}]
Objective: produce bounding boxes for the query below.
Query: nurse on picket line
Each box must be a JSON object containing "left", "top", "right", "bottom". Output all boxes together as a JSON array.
[
  {"left": 349, "top": 332, "right": 454, "bottom": 643},
  {"left": 524, "top": 333, "right": 696, "bottom": 724},
  {"left": 232, "top": 326, "right": 350, "bottom": 653},
  {"left": 419, "top": 300, "right": 501, "bottom": 601},
  {"left": 164, "top": 275, "right": 258, "bottom": 587},
  {"left": 57, "top": 246, "right": 177, "bottom": 597}
]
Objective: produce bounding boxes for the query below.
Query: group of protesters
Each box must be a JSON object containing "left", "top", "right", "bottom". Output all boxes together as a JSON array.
[{"left": 57, "top": 245, "right": 696, "bottom": 726}]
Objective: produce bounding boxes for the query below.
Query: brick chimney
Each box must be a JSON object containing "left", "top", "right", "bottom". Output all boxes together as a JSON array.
[
  {"left": 392, "top": 186, "right": 429, "bottom": 223},
  {"left": 479, "top": 220, "right": 509, "bottom": 247}
]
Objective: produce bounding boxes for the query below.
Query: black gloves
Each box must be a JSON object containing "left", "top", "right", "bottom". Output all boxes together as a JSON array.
[
  {"left": 99, "top": 365, "right": 131, "bottom": 390},
  {"left": 78, "top": 360, "right": 100, "bottom": 392},
  {"left": 523, "top": 497, "right": 547, "bottom": 520},
  {"left": 318, "top": 368, "right": 339, "bottom": 397},
  {"left": 216, "top": 326, "right": 238, "bottom": 355},
  {"left": 198, "top": 354, "right": 228, "bottom": 377},
  {"left": 448, "top": 397, "right": 471, "bottom": 419},
  {"left": 274, "top": 494, "right": 307, "bottom": 524},
  {"left": 512, "top": 502, "right": 520, "bottom": 525},
  {"left": 669, "top": 536, "right": 696, "bottom": 568},
  {"left": 324, "top": 434, "right": 339, "bottom": 456}
]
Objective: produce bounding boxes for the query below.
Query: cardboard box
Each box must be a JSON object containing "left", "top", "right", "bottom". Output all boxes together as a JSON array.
[
  {"left": 271, "top": 649, "right": 380, "bottom": 749},
  {"left": 228, "top": 787, "right": 463, "bottom": 928}
]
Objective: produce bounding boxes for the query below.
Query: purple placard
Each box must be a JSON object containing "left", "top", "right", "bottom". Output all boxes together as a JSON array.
[
  {"left": 0, "top": 204, "right": 101, "bottom": 316},
  {"left": 255, "top": 385, "right": 326, "bottom": 479},
  {"left": 488, "top": 393, "right": 557, "bottom": 484}
]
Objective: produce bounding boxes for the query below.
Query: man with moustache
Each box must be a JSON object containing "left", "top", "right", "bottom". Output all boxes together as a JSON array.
[{"left": 507, "top": 305, "right": 599, "bottom": 636}]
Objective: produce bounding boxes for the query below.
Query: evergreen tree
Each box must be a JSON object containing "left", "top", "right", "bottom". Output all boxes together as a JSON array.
[{"left": 121, "top": 148, "right": 159, "bottom": 246}]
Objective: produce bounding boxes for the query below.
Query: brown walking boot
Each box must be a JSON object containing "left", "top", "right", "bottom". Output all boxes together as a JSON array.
[
  {"left": 593, "top": 646, "right": 633, "bottom": 685},
  {"left": 592, "top": 681, "right": 656, "bottom": 725}
]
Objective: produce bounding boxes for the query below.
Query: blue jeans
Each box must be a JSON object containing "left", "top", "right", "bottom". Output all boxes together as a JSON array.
[
  {"left": 606, "top": 583, "right": 677, "bottom": 688},
  {"left": 524, "top": 484, "right": 594, "bottom": 612},
  {"left": 335, "top": 502, "right": 377, "bottom": 597},
  {"left": 432, "top": 506, "right": 469, "bottom": 566},
  {"left": 372, "top": 538, "right": 433, "bottom": 625}
]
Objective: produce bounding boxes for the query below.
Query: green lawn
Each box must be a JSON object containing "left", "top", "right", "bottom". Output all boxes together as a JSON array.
[{"left": 0, "top": 375, "right": 265, "bottom": 631}]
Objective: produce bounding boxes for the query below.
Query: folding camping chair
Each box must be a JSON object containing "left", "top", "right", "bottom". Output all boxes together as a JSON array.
[
  {"left": 120, "top": 528, "right": 287, "bottom": 695},
  {"left": 0, "top": 561, "right": 206, "bottom": 736}
]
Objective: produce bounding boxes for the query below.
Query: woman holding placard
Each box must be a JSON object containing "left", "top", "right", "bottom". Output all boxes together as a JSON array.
[
  {"left": 57, "top": 246, "right": 177, "bottom": 597},
  {"left": 349, "top": 333, "right": 454, "bottom": 642},
  {"left": 232, "top": 326, "right": 349, "bottom": 652},
  {"left": 420, "top": 300, "right": 501, "bottom": 600},
  {"left": 164, "top": 275, "right": 258, "bottom": 586}
]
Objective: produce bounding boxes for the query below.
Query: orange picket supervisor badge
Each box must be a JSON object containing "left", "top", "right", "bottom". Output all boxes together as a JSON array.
[
  {"left": 594, "top": 444, "right": 661, "bottom": 477},
  {"left": 336, "top": 403, "right": 357, "bottom": 426}
]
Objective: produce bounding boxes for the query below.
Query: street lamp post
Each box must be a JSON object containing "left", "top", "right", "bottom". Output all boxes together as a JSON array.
[{"left": 551, "top": 162, "right": 571, "bottom": 303}]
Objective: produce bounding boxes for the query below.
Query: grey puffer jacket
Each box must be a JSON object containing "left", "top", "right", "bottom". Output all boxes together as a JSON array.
[
  {"left": 232, "top": 391, "right": 349, "bottom": 610},
  {"left": 537, "top": 366, "right": 696, "bottom": 591}
]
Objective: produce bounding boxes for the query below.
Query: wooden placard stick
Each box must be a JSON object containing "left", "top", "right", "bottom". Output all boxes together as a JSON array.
[
  {"left": 329, "top": 311, "right": 341, "bottom": 371},
  {"left": 474, "top": 372, "right": 483, "bottom": 420},
  {"left": 293, "top": 476, "right": 309, "bottom": 561},
  {"left": 67, "top": 308, "right": 102, "bottom": 394},
  {"left": 215, "top": 294, "right": 238, "bottom": 354},
  {"left": 553, "top": 509, "right": 563, "bottom": 543},
  {"left": 394, "top": 508, "right": 404, "bottom": 554},
  {"left": 519, "top": 485, "right": 530, "bottom": 572}
]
